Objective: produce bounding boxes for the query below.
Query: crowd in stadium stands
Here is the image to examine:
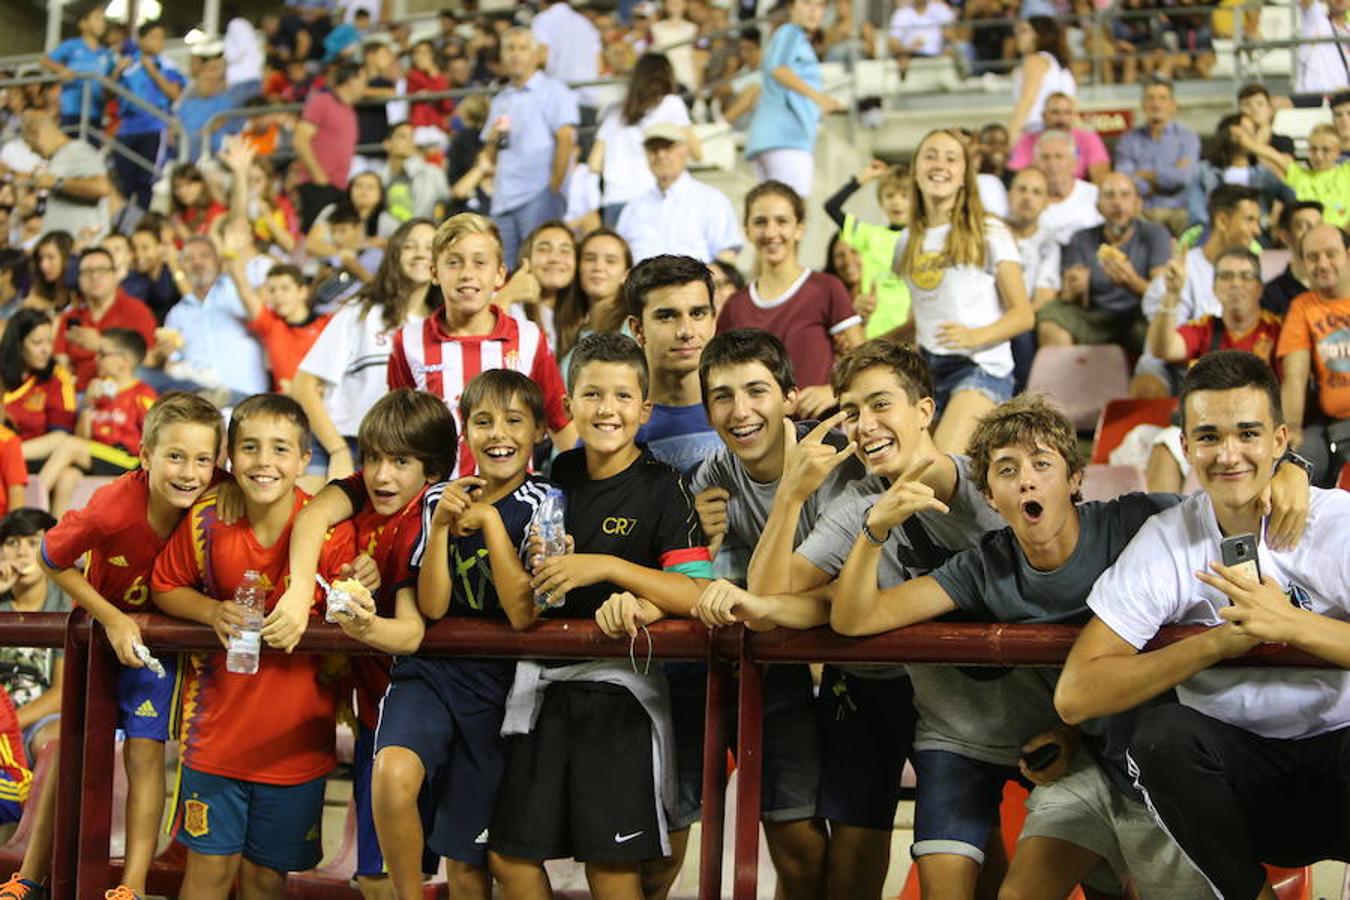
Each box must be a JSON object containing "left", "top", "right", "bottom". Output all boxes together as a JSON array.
[{"left": 0, "top": 0, "right": 1348, "bottom": 897}]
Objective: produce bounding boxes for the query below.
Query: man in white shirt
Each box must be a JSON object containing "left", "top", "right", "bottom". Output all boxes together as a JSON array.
[
  {"left": 532, "top": 0, "right": 603, "bottom": 115},
  {"left": 1295, "top": 0, "right": 1350, "bottom": 99},
  {"left": 1057, "top": 349, "right": 1348, "bottom": 900},
  {"left": 1033, "top": 130, "right": 1103, "bottom": 245},
  {"left": 887, "top": 0, "right": 956, "bottom": 62},
  {"left": 616, "top": 123, "right": 743, "bottom": 264}
]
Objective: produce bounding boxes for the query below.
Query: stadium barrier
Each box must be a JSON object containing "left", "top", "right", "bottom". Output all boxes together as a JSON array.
[{"left": 0, "top": 612, "right": 1332, "bottom": 899}]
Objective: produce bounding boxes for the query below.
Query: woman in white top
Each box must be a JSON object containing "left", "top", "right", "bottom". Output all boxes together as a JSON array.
[
  {"left": 293, "top": 218, "right": 437, "bottom": 480},
  {"left": 894, "top": 129, "right": 1033, "bottom": 453},
  {"left": 1008, "top": 17, "right": 1076, "bottom": 139},
  {"left": 589, "top": 53, "right": 700, "bottom": 226},
  {"left": 651, "top": 0, "right": 700, "bottom": 89}
]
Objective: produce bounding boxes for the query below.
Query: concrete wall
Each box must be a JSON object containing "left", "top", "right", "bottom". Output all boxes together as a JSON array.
[{"left": 0, "top": 4, "right": 46, "bottom": 57}]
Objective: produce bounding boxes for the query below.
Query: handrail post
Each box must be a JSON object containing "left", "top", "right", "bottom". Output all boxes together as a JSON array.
[
  {"left": 697, "top": 631, "right": 734, "bottom": 899},
  {"left": 75, "top": 627, "right": 118, "bottom": 900},
  {"left": 50, "top": 610, "right": 90, "bottom": 900},
  {"left": 732, "top": 629, "right": 763, "bottom": 900}
]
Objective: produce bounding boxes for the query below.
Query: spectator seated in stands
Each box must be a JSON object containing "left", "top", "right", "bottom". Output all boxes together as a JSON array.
[
  {"left": 166, "top": 163, "right": 226, "bottom": 242},
  {"left": 1144, "top": 247, "right": 1283, "bottom": 492},
  {"left": 1187, "top": 113, "right": 1295, "bottom": 232},
  {"left": 1032, "top": 129, "right": 1103, "bottom": 245},
  {"left": 37, "top": 328, "right": 156, "bottom": 517},
  {"left": 53, "top": 247, "right": 157, "bottom": 392},
  {"left": 1236, "top": 82, "right": 1297, "bottom": 160},
  {"left": 1114, "top": 79, "right": 1201, "bottom": 237},
  {"left": 1004, "top": 166, "right": 1060, "bottom": 386},
  {"left": 1056, "top": 349, "right": 1349, "bottom": 900},
  {"left": 1007, "top": 92, "right": 1110, "bottom": 185},
  {"left": 376, "top": 122, "right": 452, "bottom": 223},
  {"left": 124, "top": 217, "right": 182, "bottom": 325},
  {"left": 887, "top": 0, "right": 957, "bottom": 77},
  {"left": 616, "top": 123, "right": 743, "bottom": 265},
  {"left": 1133, "top": 184, "right": 1264, "bottom": 398},
  {"left": 1278, "top": 223, "right": 1350, "bottom": 486},
  {"left": 1038, "top": 171, "right": 1170, "bottom": 353},
  {"left": 1242, "top": 123, "right": 1350, "bottom": 230},
  {"left": 1334, "top": 91, "right": 1350, "bottom": 159},
  {"left": 1262, "top": 201, "right": 1325, "bottom": 316},
  {"left": 156, "top": 236, "right": 270, "bottom": 404}
]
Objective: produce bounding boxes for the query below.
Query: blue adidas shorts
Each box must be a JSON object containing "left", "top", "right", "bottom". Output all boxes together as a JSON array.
[
  {"left": 117, "top": 655, "right": 180, "bottom": 742},
  {"left": 374, "top": 658, "right": 512, "bottom": 866},
  {"left": 177, "top": 766, "right": 326, "bottom": 872}
]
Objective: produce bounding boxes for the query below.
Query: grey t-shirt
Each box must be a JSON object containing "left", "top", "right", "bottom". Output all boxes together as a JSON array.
[
  {"left": 797, "top": 455, "right": 1054, "bottom": 766},
  {"left": 43, "top": 138, "right": 109, "bottom": 240},
  {"left": 689, "top": 421, "right": 864, "bottom": 582},
  {"left": 1064, "top": 219, "right": 1171, "bottom": 315},
  {"left": 932, "top": 492, "right": 1181, "bottom": 787}
]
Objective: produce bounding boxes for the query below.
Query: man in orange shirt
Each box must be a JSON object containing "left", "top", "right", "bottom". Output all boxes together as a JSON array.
[{"left": 1277, "top": 223, "right": 1350, "bottom": 485}]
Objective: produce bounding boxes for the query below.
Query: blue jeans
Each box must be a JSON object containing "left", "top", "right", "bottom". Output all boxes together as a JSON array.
[
  {"left": 920, "top": 350, "right": 1015, "bottom": 419},
  {"left": 496, "top": 189, "right": 564, "bottom": 270}
]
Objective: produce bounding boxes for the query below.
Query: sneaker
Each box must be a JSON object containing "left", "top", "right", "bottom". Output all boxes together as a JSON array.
[
  {"left": 0, "top": 874, "right": 44, "bottom": 900},
  {"left": 104, "top": 888, "right": 143, "bottom": 900}
]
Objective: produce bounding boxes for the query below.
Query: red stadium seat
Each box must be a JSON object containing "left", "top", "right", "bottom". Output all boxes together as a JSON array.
[
  {"left": 1028, "top": 346, "right": 1132, "bottom": 432},
  {"left": 1091, "top": 398, "right": 1180, "bottom": 464},
  {"left": 1265, "top": 865, "right": 1310, "bottom": 900},
  {"left": 1338, "top": 462, "right": 1350, "bottom": 491},
  {"left": 1080, "top": 464, "right": 1148, "bottom": 502}
]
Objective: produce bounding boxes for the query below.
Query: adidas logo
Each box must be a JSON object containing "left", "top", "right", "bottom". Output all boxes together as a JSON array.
[
  {"left": 134, "top": 699, "right": 158, "bottom": 718},
  {"left": 474, "top": 829, "right": 489, "bottom": 844},
  {"left": 109, "top": 555, "right": 129, "bottom": 567}
]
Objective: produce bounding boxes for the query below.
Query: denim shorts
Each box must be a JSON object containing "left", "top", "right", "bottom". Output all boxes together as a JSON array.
[
  {"left": 912, "top": 749, "right": 1027, "bottom": 864},
  {"left": 921, "top": 350, "right": 1014, "bottom": 419}
]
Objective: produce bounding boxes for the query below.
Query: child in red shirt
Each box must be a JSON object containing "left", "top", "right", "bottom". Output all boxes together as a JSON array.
[
  {"left": 38, "top": 329, "right": 158, "bottom": 516},
  {"left": 151, "top": 394, "right": 355, "bottom": 896},
  {"left": 270, "top": 388, "right": 455, "bottom": 896},
  {"left": 386, "top": 214, "right": 575, "bottom": 477},
  {"left": 17, "top": 393, "right": 225, "bottom": 900},
  {"left": 406, "top": 40, "right": 453, "bottom": 151},
  {"left": 224, "top": 250, "right": 333, "bottom": 393}
]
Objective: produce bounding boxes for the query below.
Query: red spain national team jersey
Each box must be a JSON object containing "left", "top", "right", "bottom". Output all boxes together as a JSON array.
[
  {"left": 4, "top": 369, "right": 77, "bottom": 442},
  {"left": 247, "top": 308, "right": 332, "bottom": 392},
  {"left": 0, "top": 426, "right": 27, "bottom": 519},
  {"left": 336, "top": 473, "right": 428, "bottom": 728},
  {"left": 385, "top": 306, "right": 569, "bottom": 478},
  {"left": 89, "top": 381, "right": 158, "bottom": 455},
  {"left": 42, "top": 469, "right": 169, "bottom": 611},
  {"left": 151, "top": 488, "right": 357, "bottom": 786}
]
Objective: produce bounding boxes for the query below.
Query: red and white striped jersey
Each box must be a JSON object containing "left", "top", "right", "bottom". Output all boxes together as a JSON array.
[{"left": 387, "top": 306, "right": 569, "bottom": 477}]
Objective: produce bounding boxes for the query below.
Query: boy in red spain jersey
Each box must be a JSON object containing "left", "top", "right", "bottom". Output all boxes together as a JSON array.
[
  {"left": 0, "top": 393, "right": 226, "bottom": 900},
  {"left": 151, "top": 394, "right": 356, "bottom": 900},
  {"left": 37, "top": 328, "right": 159, "bottom": 516},
  {"left": 386, "top": 213, "right": 576, "bottom": 478},
  {"left": 267, "top": 388, "right": 455, "bottom": 900}
]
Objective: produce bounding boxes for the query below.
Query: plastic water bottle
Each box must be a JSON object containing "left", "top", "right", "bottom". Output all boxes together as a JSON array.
[
  {"left": 226, "top": 569, "right": 266, "bottom": 675},
  {"left": 531, "top": 487, "right": 568, "bottom": 609}
]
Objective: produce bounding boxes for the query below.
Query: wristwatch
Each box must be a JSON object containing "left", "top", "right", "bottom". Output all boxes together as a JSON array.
[{"left": 1277, "top": 448, "right": 1315, "bottom": 482}]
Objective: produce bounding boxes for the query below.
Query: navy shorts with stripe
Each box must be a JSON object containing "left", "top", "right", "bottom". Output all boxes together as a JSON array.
[
  {"left": 816, "top": 666, "right": 918, "bottom": 830},
  {"left": 374, "top": 656, "right": 513, "bottom": 866},
  {"left": 117, "top": 655, "right": 179, "bottom": 742}
]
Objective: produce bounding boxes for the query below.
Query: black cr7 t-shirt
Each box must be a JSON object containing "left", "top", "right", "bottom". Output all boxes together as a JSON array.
[{"left": 547, "top": 446, "right": 714, "bottom": 620}]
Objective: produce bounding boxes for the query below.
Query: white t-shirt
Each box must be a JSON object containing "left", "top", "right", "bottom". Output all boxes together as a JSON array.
[
  {"left": 532, "top": 3, "right": 603, "bottom": 106},
  {"left": 1296, "top": 1, "right": 1350, "bottom": 95},
  {"left": 1040, "top": 179, "right": 1105, "bottom": 245},
  {"left": 1087, "top": 488, "right": 1350, "bottom": 740},
  {"left": 1013, "top": 51, "right": 1077, "bottom": 133},
  {"left": 887, "top": 1, "right": 956, "bottom": 56},
  {"left": 223, "top": 17, "right": 264, "bottom": 87},
  {"left": 1016, "top": 225, "right": 1062, "bottom": 298},
  {"left": 595, "top": 94, "right": 692, "bottom": 206},
  {"left": 977, "top": 173, "right": 1009, "bottom": 219},
  {"left": 652, "top": 18, "right": 701, "bottom": 89},
  {"left": 297, "top": 301, "right": 425, "bottom": 437},
  {"left": 893, "top": 216, "right": 1022, "bottom": 377},
  {"left": 1141, "top": 245, "right": 1218, "bottom": 322}
]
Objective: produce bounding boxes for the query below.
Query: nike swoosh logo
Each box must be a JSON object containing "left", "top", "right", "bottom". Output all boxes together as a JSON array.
[{"left": 614, "top": 831, "right": 644, "bottom": 843}]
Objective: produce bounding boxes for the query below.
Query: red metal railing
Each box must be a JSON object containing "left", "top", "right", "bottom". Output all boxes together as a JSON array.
[{"left": 0, "top": 612, "right": 1332, "bottom": 899}]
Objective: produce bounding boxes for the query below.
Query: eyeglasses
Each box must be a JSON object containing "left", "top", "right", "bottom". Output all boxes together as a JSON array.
[
  {"left": 78, "top": 266, "right": 114, "bottom": 277},
  {"left": 1215, "top": 271, "right": 1260, "bottom": 283}
]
